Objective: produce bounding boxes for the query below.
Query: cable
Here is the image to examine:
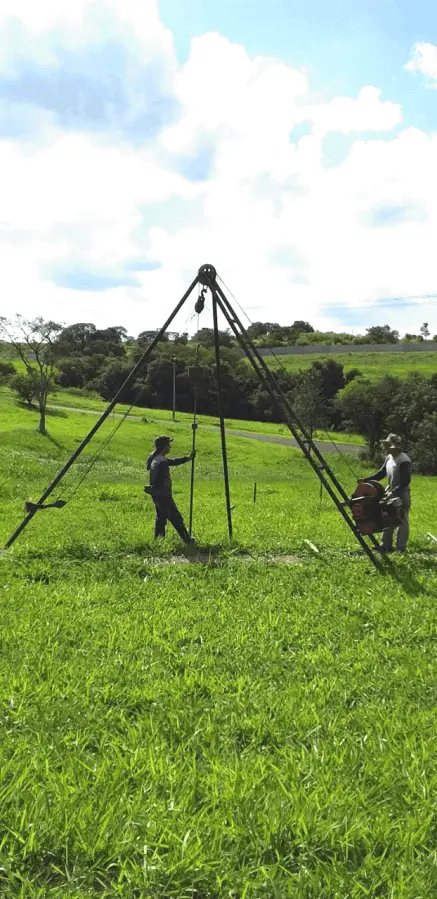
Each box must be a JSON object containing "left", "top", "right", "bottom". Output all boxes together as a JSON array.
[
  {"left": 217, "top": 273, "right": 361, "bottom": 479},
  {"left": 58, "top": 401, "right": 139, "bottom": 502}
]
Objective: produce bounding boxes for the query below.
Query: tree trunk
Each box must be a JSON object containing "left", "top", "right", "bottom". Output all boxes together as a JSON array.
[{"left": 38, "top": 392, "right": 47, "bottom": 435}]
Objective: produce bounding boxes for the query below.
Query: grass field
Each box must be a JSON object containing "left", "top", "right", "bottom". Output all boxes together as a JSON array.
[
  {"left": 1, "top": 391, "right": 437, "bottom": 897},
  {"left": 262, "top": 349, "right": 437, "bottom": 380},
  {"left": 47, "top": 389, "right": 365, "bottom": 446}
]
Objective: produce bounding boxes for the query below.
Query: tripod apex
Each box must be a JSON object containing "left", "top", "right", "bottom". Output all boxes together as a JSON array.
[{"left": 198, "top": 264, "right": 217, "bottom": 286}]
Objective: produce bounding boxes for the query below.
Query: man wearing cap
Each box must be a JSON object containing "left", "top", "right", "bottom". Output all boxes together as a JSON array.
[
  {"left": 146, "top": 436, "right": 195, "bottom": 544},
  {"left": 359, "top": 433, "right": 412, "bottom": 553}
]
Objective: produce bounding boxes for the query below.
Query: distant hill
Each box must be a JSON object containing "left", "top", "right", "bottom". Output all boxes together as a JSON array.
[{"left": 261, "top": 347, "right": 437, "bottom": 381}]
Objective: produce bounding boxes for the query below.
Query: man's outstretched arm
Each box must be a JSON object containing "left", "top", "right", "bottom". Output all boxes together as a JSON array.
[
  {"left": 362, "top": 461, "right": 387, "bottom": 482},
  {"left": 167, "top": 454, "right": 193, "bottom": 466}
]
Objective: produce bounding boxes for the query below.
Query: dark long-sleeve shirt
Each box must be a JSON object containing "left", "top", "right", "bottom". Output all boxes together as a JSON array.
[
  {"left": 146, "top": 452, "right": 190, "bottom": 496},
  {"left": 368, "top": 452, "right": 411, "bottom": 495}
]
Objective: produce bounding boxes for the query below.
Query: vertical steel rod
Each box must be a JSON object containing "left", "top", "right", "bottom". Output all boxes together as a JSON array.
[
  {"left": 212, "top": 292, "right": 233, "bottom": 540},
  {"left": 4, "top": 276, "right": 200, "bottom": 550},
  {"left": 172, "top": 357, "right": 176, "bottom": 421},
  {"left": 189, "top": 386, "right": 197, "bottom": 537}
]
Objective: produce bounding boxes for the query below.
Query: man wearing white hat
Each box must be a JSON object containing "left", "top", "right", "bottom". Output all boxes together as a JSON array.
[{"left": 359, "top": 433, "right": 412, "bottom": 553}]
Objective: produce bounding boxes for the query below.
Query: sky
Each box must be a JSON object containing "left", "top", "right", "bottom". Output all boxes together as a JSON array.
[{"left": 1, "top": 0, "right": 437, "bottom": 337}]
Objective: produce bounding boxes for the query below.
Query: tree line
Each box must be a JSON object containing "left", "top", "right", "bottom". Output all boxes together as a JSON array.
[{"left": 1, "top": 315, "right": 437, "bottom": 473}]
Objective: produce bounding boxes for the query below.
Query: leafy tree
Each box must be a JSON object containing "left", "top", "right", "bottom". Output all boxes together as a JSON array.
[
  {"left": 385, "top": 374, "right": 437, "bottom": 448},
  {"left": 291, "top": 320, "right": 314, "bottom": 334},
  {"left": 310, "top": 360, "right": 346, "bottom": 401},
  {"left": 409, "top": 413, "right": 437, "bottom": 474},
  {"left": 292, "top": 370, "right": 329, "bottom": 440},
  {"left": 335, "top": 375, "right": 401, "bottom": 456},
  {"left": 57, "top": 357, "right": 87, "bottom": 389},
  {"left": 54, "top": 323, "right": 97, "bottom": 357},
  {"left": 362, "top": 324, "right": 399, "bottom": 344},
  {"left": 173, "top": 332, "right": 189, "bottom": 345},
  {"left": 246, "top": 322, "right": 271, "bottom": 340},
  {"left": 56, "top": 354, "right": 108, "bottom": 389},
  {"left": 250, "top": 385, "right": 276, "bottom": 421},
  {"left": 143, "top": 358, "right": 177, "bottom": 409},
  {"left": 420, "top": 322, "right": 430, "bottom": 339},
  {"left": 137, "top": 330, "right": 169, "bottom": 346},
  {"left": 0, "top": 315, "right": 61, "bottom": 434},
  {"left": 55, "top": 323, "right": 128, "bottom": 359},
  {"left": 89, "top": 359, "right": 136, "bottom": 403},
  {"left": 193, "top": 328, "right": 233, "bottom": 348}
]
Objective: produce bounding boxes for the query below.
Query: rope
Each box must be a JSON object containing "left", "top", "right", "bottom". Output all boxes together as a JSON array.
[
  {"left": 58, "top": 401, "right": 140, "bottom": 502},
  {"left": 318, "top": 429, "right": 360, "bottom": 479}
]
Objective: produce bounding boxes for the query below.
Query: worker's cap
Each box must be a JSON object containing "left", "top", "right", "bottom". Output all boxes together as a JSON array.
[
  {"left": 154, "top": 435, "right": 173, "bottom": 450},
  {"left": 382, "top": 433, "right": 402, "bottom": 450}
]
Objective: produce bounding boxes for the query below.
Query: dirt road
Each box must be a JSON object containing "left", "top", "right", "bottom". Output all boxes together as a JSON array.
[{"left": 49, "top": 403, "right": 362, "bottom": 455}]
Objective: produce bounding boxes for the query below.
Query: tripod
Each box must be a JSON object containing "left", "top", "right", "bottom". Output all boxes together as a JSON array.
[{"left": 3, "top": 264, "right": 383, "bottom": 570}]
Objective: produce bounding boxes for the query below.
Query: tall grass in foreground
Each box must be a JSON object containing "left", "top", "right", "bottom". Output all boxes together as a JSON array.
[{"left": 1, "top": 395, "right": 437, "bottom": 897}]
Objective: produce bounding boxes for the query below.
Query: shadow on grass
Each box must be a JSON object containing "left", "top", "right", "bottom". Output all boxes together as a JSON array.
[
  {"left": 45, "top": 432, "right": 67, "bottom": 451},
  {"left": 16, "top": 402, "right": 68, "bottom": 419},
  {"left": 45, "top": 407, "right": 68, "bottom": 419},
  {"left": 383, "top": 551, "right": 437, "bottom": 597}
]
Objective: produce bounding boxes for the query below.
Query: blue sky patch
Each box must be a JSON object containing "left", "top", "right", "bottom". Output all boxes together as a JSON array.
[
  {"left": 363, "top": 201, "right": 427, "bottom": 228},
  {"left": 175, "top": 146, "right": 215, "bottom": 182},
  {"left": 0, "top": 35, "right": 179, "bottom": 142},
  {"left": 43, "top": 263, "right": 141, "bottom": 292}
]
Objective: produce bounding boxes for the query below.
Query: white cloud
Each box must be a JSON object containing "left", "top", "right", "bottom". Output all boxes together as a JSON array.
[
  {"left": 0, "top": 0, "right": 436, "bottom": 337},
  {"left": 405, "top": 42, "right": 437, "bottom": 86},
  {"left": 301, "top": 86, "right": 402, "bottom": 139}
]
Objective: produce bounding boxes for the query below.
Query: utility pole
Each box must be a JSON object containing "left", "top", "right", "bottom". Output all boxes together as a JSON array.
[{"left": 172, "top": 357, "right": 176, "bottom": 421}]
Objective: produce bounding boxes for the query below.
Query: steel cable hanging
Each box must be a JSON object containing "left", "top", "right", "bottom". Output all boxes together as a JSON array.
[{"left": 217, "top": 274, "right": 361, "bottom": 481}]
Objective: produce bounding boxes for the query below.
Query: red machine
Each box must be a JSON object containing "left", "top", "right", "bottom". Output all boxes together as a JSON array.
[{"left": 350, "top": 480, "right": 404, "bottom": 536}]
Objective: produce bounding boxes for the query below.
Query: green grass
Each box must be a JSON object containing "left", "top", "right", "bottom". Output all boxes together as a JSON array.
[
  {"left": 1, "top": 393, "right": 437, "bottom": 897},
  {"left": 262, "top": 349, "right": 437, "bottom": 380},
  {"left": 47, "top": 389, "right": 364, "bottom": 445},
  {"left": 0, "top": 356, "right": 28, "bottom": 374}
]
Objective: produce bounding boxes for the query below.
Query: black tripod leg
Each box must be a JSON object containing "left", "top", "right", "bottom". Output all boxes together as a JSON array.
[
  {"left": 211, "top": 286, "right": 381, "bottom": 571},
  {"left": 4, "top": 275, "right": 200, "bottom": 550},
  {"left": 212, "top": 292, "right": 233, "bottom": 540}
]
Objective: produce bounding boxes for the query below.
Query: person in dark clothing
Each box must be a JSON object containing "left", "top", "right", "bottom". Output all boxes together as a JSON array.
[
  {"left": 358, "top": 433, "right": 411, "bottom": 553},
  {"left": 145, "top": 436, "right": 195, "bottom": 544}
]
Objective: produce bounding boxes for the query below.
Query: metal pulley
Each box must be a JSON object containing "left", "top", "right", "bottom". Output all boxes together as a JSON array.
[
  {"left": 195, "top": 286, "right": 207, "bottom": 315},
  {"left": 198, "top": 263, "right": 217, "bottom": 286}
]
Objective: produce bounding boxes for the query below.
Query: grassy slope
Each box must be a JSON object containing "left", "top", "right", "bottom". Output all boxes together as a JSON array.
[
  {"left": 261, "top": 349, "right": 437, "bottom": 380},
  {"left": 1, "top": 395, "right": 437, "bottom": 897},
  {"left": 47, "top": 389, "right": 365, "bottom": 445},
  {"left": 5, "top": 348, "right": 437, "bottom": 381}
]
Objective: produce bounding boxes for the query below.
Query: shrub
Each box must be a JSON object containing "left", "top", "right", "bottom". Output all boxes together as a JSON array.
[
  {"left": 0, "top": 360, "right": 16, "bottom": 382},
  {"left": 10, "top": 372, "right": 35, "bottom": 405}
]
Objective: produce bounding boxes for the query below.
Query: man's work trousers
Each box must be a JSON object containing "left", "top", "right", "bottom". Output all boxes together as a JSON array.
[
  {"left": 152, "top": 495, "right": 191, "bottom": 543},
  {"left": 382, "top": 489, "right": 410, "bottom": 552}
]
